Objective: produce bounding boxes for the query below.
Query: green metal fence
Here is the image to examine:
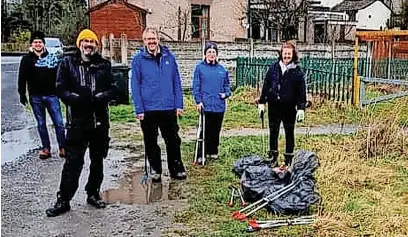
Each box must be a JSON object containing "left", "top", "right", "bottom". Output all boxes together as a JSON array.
[{"left": 236, "top": 57, "right": 408, "bottom": 103}]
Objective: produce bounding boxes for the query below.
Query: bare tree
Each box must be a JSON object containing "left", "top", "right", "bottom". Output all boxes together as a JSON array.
[
  {"left": 159, "top": 1, "right": 192, "bottom": 41},
  {"left": 235, "top": 0, "right": 310, "bottom": 41}
]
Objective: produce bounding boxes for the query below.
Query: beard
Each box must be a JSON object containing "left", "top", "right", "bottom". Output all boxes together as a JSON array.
[{"left": 81, "top": 45, "right": 96, "bottom": 57}]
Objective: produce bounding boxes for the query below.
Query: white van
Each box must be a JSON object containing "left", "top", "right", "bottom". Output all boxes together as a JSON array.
[{"left": 44, "top": 37, "right": 64, "bottom": 57}]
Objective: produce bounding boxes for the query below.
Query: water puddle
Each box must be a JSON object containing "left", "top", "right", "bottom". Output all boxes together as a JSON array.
[
  {"left": 102, "top": 169, "right": 184, "bottom": 205},
  {"left": 1, "top": 126, "right": 43, "bottom": 165}
]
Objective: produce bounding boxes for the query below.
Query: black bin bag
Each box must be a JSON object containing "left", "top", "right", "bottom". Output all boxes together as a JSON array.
[{"left": 232, "top": 150, "right": 321, "bottom": 215}]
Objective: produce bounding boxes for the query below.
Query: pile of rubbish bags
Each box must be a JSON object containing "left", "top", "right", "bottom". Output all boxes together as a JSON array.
[{"left": 232, "top": 150, "right": 321, "bottom": 214}]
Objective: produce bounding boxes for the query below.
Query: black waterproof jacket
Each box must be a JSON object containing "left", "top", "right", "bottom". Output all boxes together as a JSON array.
[
  {"left": 18, "top": 50, "right": 60, "bottom": 96},
  {"left": 259, "top": 62, "right": 307, "bottom": 110},
  {"left": 56, "top": 50, "right": 117, "bottom": 130}
]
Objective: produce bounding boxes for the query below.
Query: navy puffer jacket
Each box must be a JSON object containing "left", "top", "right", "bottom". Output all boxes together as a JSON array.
[{"left": 259, "top": 61, "right": 306, "bottom": 110}]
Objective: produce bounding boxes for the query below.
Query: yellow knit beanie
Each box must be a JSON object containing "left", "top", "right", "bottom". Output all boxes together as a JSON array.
[{"left": 76, "top": 29, "right": 100, "bottom": 48}]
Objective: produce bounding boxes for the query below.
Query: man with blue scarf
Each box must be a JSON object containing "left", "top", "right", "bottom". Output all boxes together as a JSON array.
[{"left": 18, "top": 31, "right": 66, "bottom": 159}]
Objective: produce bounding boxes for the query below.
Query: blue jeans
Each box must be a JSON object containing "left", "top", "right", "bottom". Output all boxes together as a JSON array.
[{"left": 29, "top": 95, "right": 66, "bottom": 150}]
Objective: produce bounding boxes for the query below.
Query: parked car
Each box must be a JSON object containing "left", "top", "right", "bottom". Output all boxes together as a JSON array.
[{"left": 44, "top": 37, "right": 64, "bottom": 57}]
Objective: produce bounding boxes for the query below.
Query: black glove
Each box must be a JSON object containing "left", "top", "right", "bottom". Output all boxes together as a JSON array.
[
  {"left": 20, "top": 95, "right": 28, "bottom": 106},
  {"left": 67, "top": 92, "right": 80, "bottom": 104},
  {"left": 93, "top": 92, "right": 107, "bottom": 102}
]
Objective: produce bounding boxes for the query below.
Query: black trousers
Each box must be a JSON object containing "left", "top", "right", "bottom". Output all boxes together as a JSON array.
[
  {"left": 140, "top": 110, "right": 185, "bottom": 176},
  {"left": 268, "top": 103, "right": 297, "bottom": 154},
  {"left": 58, "top": 125, "right": 110, "bottom": 201},
  {"left": 197, "top": 111, "right": 224, "bottom": 157}
]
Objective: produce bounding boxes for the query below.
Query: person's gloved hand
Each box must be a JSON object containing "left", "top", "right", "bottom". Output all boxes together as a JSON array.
[
  {"left": 67, "top": 92, "right": 80, "bottom": 104},
  {"left": 94, "top": 92, "right": 106, "bottom": 102},
  {"left": 196, "top": 102, "right": 204, "bottom": 112},
  {"left": 296, "top": 110, "right": 305, "bottom": 122},
  {"left": 136, "top": 113, "right": 144, "bottom": 120},
  {"left": 258, "top": 104, "right": 265, "bottom": 118},
  {"left": 20, "top": 95, "right": 28, "bottom": 106}
]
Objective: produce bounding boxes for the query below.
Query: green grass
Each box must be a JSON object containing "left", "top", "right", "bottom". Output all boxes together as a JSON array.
[
  {"left": 109, "top": 87, "right": 408, "bottom": 128},
  {"left": 166, "top": 133, "right": 408, "bottom": 236}
]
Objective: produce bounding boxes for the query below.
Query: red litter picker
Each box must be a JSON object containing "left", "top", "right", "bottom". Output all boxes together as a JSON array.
[
  {"left": 232, "top": 178, "right": 301, "bottom": 221},
  {"left": 246, "top": 215, "right": 316, "bottom": 232}
]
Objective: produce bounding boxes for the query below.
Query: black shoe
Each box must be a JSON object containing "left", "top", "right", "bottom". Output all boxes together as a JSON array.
[
  {"left": 284, "top": 153, "right": 294, "bottom": 167},
  {"left": 87, "top": 195, "right": 106, "bottom": 209},
  {"left": 46, "top": 198, "right": 71, "bottom": 217},
  {"left": 268, "top": 150, "right": 279, "bottom": 167},
  {"left": 150, "top": 170, "right": 162, "bottom": 183},
  {"left": 170, "top": 171, "right": 187, "bottom": 180},
  {"left": 197, "top": 157, "right": 205, "bottom": 166}
]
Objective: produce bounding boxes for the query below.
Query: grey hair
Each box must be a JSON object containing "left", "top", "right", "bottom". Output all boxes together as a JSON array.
[{"left": 143, "top": 27, "right": 160, "bottom": 39}]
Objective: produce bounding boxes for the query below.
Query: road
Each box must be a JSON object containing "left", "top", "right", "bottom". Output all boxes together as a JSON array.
[{"left": 1, "top": 56, "right": 185, "bottom": 237}]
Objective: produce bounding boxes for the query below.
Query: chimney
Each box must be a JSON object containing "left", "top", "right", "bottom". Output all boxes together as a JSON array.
[{"left": 89, "top": 0, "right": 98, "bottom": 8}]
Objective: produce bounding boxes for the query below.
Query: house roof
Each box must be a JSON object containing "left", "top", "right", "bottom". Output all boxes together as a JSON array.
[
  {"left": 332, "top": 0, "right": 391, "bottom": 12},
  {"left": 89, "top": 0, "right": 148, "bottom": 13}
]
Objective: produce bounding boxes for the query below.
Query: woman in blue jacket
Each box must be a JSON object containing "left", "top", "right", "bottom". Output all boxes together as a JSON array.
[
  {"left": 257, "top": 41, "right": 307, "bottom": 168},
  {"left": 192, "top": 42, "right": 231, "bottom": 163}
]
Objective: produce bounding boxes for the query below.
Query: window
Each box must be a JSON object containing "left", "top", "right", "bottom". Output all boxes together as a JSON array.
[
  {"left": 340, "top": 25, "right": 346, "bottom": 41},
  {"left": 191, "top": 4, "right": 210, "bottom": 39},
  {"left": 314, "top": 24, "right": 325, "bottom": 43}
]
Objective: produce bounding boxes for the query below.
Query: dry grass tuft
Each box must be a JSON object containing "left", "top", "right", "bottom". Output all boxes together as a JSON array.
[{"left": 357, "top": 103, "right": 408, "bottom": 159}]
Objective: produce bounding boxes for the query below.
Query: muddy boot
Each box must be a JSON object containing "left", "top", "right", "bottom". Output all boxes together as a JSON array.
[
  {"left": 87, "top": 194, "right": 106, "bottom": 209},
  {"left": 59, "top": 148, "right": 65, "bottom": 158},
  {"left": 170, "top": 171, "right": 187, "bottom": 180},
  {"left": 284, "top": 153, "right": 294, "bottom": 168},
  {"left": 150, "top": 170, "right": 162, "bottom": 183},
  {"left": 268, "top": 150, "right": 279, "bottom": 167},
  {"left": 39, "top": 148, "right": 51, "bottom": 160},
  {"left": 46, "top": 195, "right": 71, "bottom": 217}
]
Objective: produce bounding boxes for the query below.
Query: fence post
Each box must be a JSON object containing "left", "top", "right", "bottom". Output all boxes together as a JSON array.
[
  {"left": 359, "top": 76, "right": 365, "bottom": 108},
  {"left": 352, "top": 36, "right": 359, "bottom": 106},
  {"left": 101, "top": 35, "right": 107, "bottom": 58},
  {"left": 109, "top": 33, "right": 114, "bottom": 63},
  {"left": 121, "top": 34, "right": 128, "bottom": 66},
  {"left": 249, "top": 38, "right": 254, "bottom": 58},
  {"left": 387, "top": 39, "right": 392, "bottom": 79}
]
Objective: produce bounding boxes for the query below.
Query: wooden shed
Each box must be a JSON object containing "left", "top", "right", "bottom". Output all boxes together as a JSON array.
[{"left": 89, "top": 0, "right": 147, "bottom": 40}]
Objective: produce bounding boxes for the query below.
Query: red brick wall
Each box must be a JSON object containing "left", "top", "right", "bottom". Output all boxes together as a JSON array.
[{"left": 90, "top": 3, "right": 144, "bottom": 40}]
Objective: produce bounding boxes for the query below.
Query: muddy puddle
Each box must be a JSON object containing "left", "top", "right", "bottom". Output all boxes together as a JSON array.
[{"left": 102, "top": 169, "right": 185, "bottom": 205}]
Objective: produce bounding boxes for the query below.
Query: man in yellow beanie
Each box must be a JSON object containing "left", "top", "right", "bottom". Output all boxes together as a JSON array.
[{"left": 46, "top": 29, "right": 118, "bottom": 217}]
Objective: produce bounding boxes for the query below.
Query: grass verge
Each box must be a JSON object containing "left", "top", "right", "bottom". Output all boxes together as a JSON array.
[
  {"left": 109, "top": 87, "right": 408, "bottom": 128},
  {"left": 167, "top": 133, "right": 408, "bottom": 236}
]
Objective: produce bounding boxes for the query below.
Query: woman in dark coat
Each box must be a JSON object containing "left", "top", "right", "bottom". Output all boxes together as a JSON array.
[{"left": 257, "top": 41, "right": 307, "bottom": 168}]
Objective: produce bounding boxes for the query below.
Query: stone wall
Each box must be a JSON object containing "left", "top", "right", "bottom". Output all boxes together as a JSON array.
[{"left": 104, "top": 39, "right": 366, "bottom": 87}]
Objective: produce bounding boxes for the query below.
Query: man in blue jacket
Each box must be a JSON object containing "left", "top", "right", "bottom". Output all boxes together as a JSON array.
[{"left": 131, "top": 27, "right": 186, "bottom": 182}]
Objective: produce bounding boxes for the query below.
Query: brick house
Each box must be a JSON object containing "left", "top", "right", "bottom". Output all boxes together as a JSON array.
[{"left": 89, "top": 0, "right": 148, "bottom": 40}]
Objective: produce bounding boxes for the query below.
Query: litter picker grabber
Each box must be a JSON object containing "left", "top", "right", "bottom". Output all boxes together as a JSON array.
[
  {"left": 256, "top": 80, "right": 267, "bottom": 156},
  {"left": 228, "top": 184, "right": 248, "bottom": 207},
  {"left": 232, "top": 178, "right": 301, "bottom": 221},
  {"left": 260, "top": 109, "right": 266, "bottom": 156},
  {"left": 193, "top": 109, "right": 206, "bottom": 166},
  {"left": 246, "top": 215, "right": 316, "bottom": 232},
  {"left": 140, "top": 129, "right": 149, "bottom": 185}
]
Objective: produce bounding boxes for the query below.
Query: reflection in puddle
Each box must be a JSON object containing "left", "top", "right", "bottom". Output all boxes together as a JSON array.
[{"left": 102, "top": 169, "right": 182, "bottom": 205}]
